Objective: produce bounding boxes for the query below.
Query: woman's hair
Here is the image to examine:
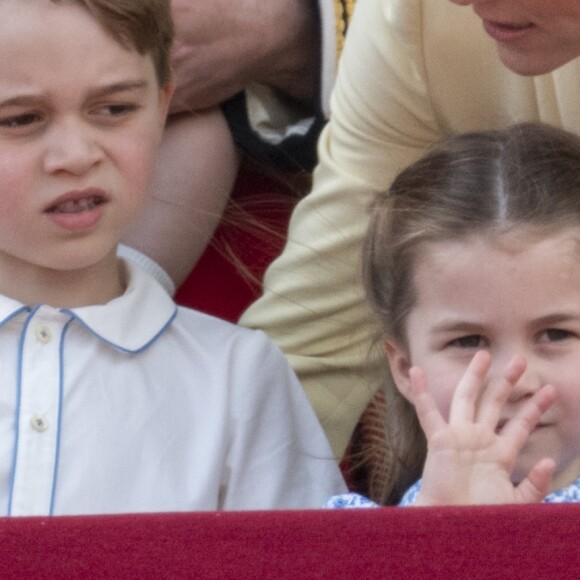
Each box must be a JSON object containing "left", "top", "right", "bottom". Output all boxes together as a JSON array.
[
  {"left": 52, "top": 0, "right": 174, "bottom": 86},
  {"left": 363, "top": 122, "right": 580, "bottom": 503}
]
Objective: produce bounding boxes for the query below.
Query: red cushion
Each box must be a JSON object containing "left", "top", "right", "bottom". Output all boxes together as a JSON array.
[{"left": 0, "top": 505, "right": 578, "bottom": 577}]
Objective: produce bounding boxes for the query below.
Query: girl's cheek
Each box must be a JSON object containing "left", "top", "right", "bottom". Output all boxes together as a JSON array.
[
  {"left": 430, "top": 357, "right": 475, "bottom": 413},
  {"left": 423, "top": 373, "right": 457, "bottom": 419}
]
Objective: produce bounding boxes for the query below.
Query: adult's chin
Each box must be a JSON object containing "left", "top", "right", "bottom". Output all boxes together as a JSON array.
[{"left": 496, "top": 44, "right": 578, "bottom": 77}]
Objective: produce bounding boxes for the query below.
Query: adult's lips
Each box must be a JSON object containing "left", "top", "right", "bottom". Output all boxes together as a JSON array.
[{"left": 483, "top": 19, "right": 535, "bottom": 42}]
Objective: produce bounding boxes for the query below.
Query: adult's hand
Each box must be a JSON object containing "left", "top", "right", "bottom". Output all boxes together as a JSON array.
[{"left": 170, "top": 0, "right": 320, "bottom": 113}]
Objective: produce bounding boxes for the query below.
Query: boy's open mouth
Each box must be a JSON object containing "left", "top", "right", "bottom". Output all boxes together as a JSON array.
[{"left": 45, "top": 195, "right": 106, "bottom": 214}]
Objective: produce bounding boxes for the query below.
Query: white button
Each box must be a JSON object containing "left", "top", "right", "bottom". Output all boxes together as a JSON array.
[
  {"left": 30, "top": 416, "right": 49, "bottom": 432},
  {"left": 35, "top": 326, "right": 51, "bottom": 343}
]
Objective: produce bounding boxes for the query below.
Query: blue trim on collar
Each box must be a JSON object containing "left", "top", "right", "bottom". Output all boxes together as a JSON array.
[
  {"left": 61, "top": 308, "right": 178, "bottom": 354},
  {"left": 58, "top": 262, "right": 178, "bottom": 352},
  {"left": 0, "top": 306, "right": 31, "bottom": 330}
]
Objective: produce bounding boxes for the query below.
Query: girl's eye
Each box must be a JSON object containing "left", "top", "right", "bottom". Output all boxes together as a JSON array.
[
  {"left": 541, "top": 328, "right": 572, "bottom": 342},
  {"left": 448, "top": 335, "right": 485, "bottom": 349}
]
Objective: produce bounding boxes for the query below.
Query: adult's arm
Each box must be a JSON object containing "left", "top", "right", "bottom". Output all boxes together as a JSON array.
[
  {"left": 222, "top": 0, "right": 358, "bottom": 171},
  {"left": 170, "top": 0, "right": 320, "bottom": 112},
  {"left": 170, "top": 0, "right": 358, "bottom": 170},
  {"left": 240, "top": 0, "right": 444, "bottom": 458}
]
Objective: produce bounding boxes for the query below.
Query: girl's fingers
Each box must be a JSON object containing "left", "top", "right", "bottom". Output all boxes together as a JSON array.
[
  {"left": 448, "top": 350, "right": 492, "bottom": 424},
  {"left": 515, "top": 457, "right": 555, "bottom": 503},
  {"left": 502, "top": 354, "right": 528, "bottom": 385},
  {"left": 408, "top": 366, "right": 446, "bottom": 439},
  {"left": 475, "top": 355, "right": 527, "bottom": 426},
  {"left": 500, "top": 384, "right": 557, "bottom": 453}
]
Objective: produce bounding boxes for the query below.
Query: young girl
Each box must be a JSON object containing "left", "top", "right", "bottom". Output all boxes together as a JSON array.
[{"left": 328, "top": 122, "right": 580, "bottom": 508}]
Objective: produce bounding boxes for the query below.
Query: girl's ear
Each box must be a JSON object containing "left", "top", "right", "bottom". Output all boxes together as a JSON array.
[{"left": 384, "top": 339, "right": 413, "bottom": 403}]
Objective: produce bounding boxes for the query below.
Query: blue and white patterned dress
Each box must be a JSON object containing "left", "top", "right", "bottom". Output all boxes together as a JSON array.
[{"left": 324, "top": 477, "right": 580, "bottom": 508}]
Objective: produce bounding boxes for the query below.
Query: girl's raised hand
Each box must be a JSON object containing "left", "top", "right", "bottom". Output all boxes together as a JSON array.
[{"left": 410, "top": 351, "right": 557, "bottom": 506}]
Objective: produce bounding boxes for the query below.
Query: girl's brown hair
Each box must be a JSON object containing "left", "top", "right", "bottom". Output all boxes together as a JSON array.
[
  {"left": 363, "top": 122, "right": 580, "bottom": 503},
  {"left": 52, "top": 0, "right": 174, "bottom": 86}
]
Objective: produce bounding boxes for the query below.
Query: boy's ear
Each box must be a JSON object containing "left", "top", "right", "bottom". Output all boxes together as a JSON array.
[
  {"left": 158, "top": 82, "right": 174, "bottom": 127},
  {"left": 384, "top": 339, "right": 413, "bottom": 403}
]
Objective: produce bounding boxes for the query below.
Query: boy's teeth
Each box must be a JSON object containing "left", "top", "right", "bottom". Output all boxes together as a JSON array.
[{"left": 49, "top": 196, "right": 101, "bottom": 214}]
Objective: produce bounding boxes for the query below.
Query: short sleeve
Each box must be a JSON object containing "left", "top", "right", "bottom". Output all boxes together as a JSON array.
[{"left": 218, "top": 330, "right": 347, "bottom": 510}]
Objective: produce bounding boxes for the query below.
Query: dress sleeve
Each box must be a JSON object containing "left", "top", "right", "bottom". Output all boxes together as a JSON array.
[
  {"left": 240, "top": 0, "right": 442, "bottom": 458},
  {"left": 398, "top": 480, "right": 422, "bottom": 507},
  {"left": 323, "top": 492, "right": 379, "bottom": 509}
]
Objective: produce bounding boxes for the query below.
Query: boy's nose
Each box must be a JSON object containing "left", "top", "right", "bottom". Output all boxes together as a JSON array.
[
  {"left": 43, "top": 119, "right": 102, "bottom": 176},
  {"left": 449, "top": 0, "right": 473, "bottom": 6}
]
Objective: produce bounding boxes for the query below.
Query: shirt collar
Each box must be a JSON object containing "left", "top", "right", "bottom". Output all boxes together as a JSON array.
[{"left": 0, "top": 261, "right": 177, "bottom": 353}]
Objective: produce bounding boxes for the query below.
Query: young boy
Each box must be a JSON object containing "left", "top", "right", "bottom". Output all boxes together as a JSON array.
[{"left": 0, "top": 0, "right": 346, "bottom": 517}]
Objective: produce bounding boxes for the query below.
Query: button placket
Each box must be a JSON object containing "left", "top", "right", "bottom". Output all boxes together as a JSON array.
[{"left": 10, "top": 310, "right": 66, "bottom": 516}]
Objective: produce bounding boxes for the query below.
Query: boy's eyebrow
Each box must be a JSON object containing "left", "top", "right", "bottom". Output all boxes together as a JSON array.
[
  {"left": 0, "top": 94, "right": 44, "bottom": 108},
  {"left": 0, "top": 80, "right": 151, "bottom": 107},
  {"left": 88, "top": 80, "right": 150, "bottom": 99}
]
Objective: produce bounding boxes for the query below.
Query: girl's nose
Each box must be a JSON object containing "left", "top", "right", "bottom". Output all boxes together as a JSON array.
[
  {"left": 506, "top": 359, "right": 543, "bottom": 403},
  {"left": 43, "top": 119, "right": 102, "bottom": 176},
  {"left": 449, "top": 0, "right": 473, "bottom": 5}
]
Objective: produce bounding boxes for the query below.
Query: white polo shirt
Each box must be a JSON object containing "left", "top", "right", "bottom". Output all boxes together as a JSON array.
[{"left": 0, "top": 261, "right": 346, "bottom": 516}]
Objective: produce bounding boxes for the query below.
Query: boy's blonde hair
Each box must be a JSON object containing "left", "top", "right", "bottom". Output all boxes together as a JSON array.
[
  {"left": 363, "top": 122, "right": 580, "bottom": 503},
  {"left": 52, "top": 0, "right": 174, "bottom": 86}
]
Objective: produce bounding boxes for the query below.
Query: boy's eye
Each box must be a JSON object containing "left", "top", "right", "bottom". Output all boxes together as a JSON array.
[
  {"left": 448, "top": 335, "right": 485, "bottom": 349},
  {"left": 93, "top": 103, "right": 139, "bottom": 118},
  {"left": 0, "top": 113, "right": 41, "bottom": 129}
]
